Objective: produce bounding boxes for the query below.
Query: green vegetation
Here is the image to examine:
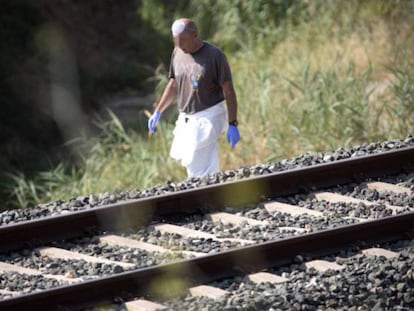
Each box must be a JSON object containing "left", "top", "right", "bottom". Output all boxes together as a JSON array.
[{"left": 2, "top": 0, "right": 414, "bottom": 210}]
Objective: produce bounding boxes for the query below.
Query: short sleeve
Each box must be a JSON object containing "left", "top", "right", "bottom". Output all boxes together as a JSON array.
[{"left": 168, "top": 48, "right": 177, "bottom": 79}]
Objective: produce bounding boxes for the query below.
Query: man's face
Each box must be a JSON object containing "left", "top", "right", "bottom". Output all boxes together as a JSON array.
[{"left": 173, "top": 30, "right": 195, "bottom": 53}]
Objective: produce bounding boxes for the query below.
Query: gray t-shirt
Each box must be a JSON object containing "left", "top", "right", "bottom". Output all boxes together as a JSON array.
[{"left": 169, "top": 42, "right": 232, "bottom": 114}]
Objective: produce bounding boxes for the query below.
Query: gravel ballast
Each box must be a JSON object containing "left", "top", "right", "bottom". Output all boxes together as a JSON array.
[
  {"left": 0, "top": 137, "right": 413, "bottom": 226},
  {"left": 162, "top": 240, "right": 414, "bottom": 311},
  {"left": 0, "top": 137, "right": 413, "bottom": 308}
]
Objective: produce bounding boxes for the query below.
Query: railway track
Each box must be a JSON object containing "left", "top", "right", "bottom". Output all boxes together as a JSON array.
[{"left": 0, "top": 145, "right": 413, "bottom": 310}]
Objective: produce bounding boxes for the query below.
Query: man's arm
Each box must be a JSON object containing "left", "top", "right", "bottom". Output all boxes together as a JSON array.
[
  {"left": 154, "top": 78, "right": 177, "bottom": 112},
  {"left": 147, "top": 78, "right": 177, "bottom": 134},
  {"left": 222, "top": 80, "right": 240, "bottom": 148},
  {"left": 222, "top": 80, "right": 238, "bottom": 122}
]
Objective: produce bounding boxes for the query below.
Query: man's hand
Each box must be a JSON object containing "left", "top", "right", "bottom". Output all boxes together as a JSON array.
[
  {"left": 148, "top": 111, "right": 161, "bottom": 134},
  {"left": 227, "top": 125, "right": 240, "bottom": 148}
]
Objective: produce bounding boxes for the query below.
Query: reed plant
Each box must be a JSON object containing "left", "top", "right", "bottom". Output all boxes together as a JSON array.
[{"left": 3, "top": 0, "right": 413, "bottom": 209}]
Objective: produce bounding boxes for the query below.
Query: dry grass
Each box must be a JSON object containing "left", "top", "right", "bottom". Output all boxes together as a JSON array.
[{"left": 218, "top": 14, "right": 414, "bottom": 170}]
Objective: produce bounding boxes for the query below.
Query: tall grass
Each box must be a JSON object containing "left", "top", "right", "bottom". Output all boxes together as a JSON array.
[
  {"left": 3, "top": 0, "right": 413, "bottom": 209},
  {"left": 219, "top": 0, "right": 414, "bottom": 166},
  {"left": 57, "top": 111, "right": 185, "bottom": 196},
  {"left": 2, "top": 111, "right": 185, "bottom": 209}
]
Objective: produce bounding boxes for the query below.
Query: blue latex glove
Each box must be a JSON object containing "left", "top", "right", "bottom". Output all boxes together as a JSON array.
[
  {"left": 227, "top": 125, "right": 240, "bottom": 148},
  {"left": 148, "top": 111, "right": 161, "bottom": 134}
]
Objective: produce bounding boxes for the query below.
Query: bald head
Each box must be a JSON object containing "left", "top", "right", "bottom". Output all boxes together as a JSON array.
[
  {"left": 171, "top": 18, "right": 198, "bottom": 36},
  {"left": 171, "top": 18, "right": 203, "bottom": 54}
]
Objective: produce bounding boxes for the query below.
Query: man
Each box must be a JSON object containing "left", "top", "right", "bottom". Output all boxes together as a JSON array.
[{"left": 148, "top": 18, "right": 240, "bottom": 178}]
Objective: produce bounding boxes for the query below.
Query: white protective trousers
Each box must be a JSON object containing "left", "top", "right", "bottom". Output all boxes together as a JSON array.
[{"left": 170, "top": 102, "right": 228, "bottom": 178}]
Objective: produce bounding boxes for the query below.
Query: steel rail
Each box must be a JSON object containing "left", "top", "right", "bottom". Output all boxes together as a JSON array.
[
  {"left": 1, "top": 211, "right": 413, "bottom": 310},
  {"left": 0, "top": 147, "right": 413, "bottom": 252}
]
